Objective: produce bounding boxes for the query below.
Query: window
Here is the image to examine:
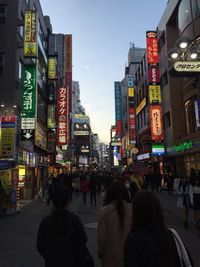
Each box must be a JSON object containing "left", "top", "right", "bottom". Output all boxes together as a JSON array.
[
  {"left": 0, "top": 4, "right": 7, "bottom": 25},
  {"left": 178, "top": 0, "right": 192, "bottom": 33},
  {"left": 185, "top": 98, "right": 197, "bottom": 134},
  {"left": 0, "top": 53, "right": 5, "bottom": 75}
]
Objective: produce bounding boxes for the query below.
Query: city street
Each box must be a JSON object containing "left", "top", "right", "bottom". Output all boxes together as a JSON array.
[{"left": 0, "top": 190, "right": 200, "bottom": 267}]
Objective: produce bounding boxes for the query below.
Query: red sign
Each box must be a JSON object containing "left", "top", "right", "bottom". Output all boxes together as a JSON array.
[
  {"left": 146, "top": 31, "right": 159, "bottom": 65},
  {"left": 116, "top": 120, "right": 122, "bottom": 137},
  {"left": 148, "top": 67, "right": 160, "bottom": 84},
  {"left": 65, "top": 72, "right": 72, "bottom": 113},
  {"left": 150, "top": 105, "right": 163, "bottom": 141},
  {"left": 0, "top": 116, "right": 16, "bottom": 123},
  {"left": 57, "top": 87, "right": 68, "bottom": 145},
  {"left": 129, "top": 107, "right": 136, "bottom": 141}
]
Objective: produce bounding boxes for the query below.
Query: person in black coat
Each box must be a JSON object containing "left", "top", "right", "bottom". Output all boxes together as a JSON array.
[
  {"left": 123, "top": 191, "right": 194, "bottom": 267},
  {"left": 37, "top": 187, "right": 90, "bottom": 267}
]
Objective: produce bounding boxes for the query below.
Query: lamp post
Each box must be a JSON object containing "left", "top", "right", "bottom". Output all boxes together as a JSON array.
[{"left": 168, "top": 36, "right": 200, "bottom": 128}]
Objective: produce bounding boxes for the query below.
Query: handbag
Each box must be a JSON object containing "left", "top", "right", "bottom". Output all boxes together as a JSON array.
[{"left": 169, "top": 228, "right": 193, "bottom": 267}]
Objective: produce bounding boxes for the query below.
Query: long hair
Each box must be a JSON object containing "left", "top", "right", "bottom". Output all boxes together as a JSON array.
[
  {"left": 131, "top": 191, "right": 180, "bottom": 267},
  {"left": 104, "top": 179, "right": 131, "bottom": 230}
]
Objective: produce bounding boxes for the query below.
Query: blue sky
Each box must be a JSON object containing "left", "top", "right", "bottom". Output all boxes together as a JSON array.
[{"left": 40, "top": 0, "right": 167, "bottom": 144}]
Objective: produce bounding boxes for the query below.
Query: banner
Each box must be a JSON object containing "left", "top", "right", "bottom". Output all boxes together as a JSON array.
[
  {"left": 48, "top": 58, "right": 56, "bottom": 79},
  {"left": 57, "top": 87, "right": 68, "bottom": 145},
  {"left": 115, "top": 82, "right": 122, "bottom": 123},
  {"left": 0, "top": 116, "right": 16, "bottom": 160},
  {"left": 146, "top": 31, "right": 158, "bottom": 65},
  {"left": 47, "top": 105, "right": 56, "bottom": 128},
  {"left": 150, "top": 105, "right": 163, "bottom": 141},
  {"left": 21, "top": 65, "right": 36, "bottom": 140},
  {"left": 149, "top": 85, "right": 161, "bottom": 104},
  {"left": 64, "top": 35, "right": 72, "bottom": 113},
  {"left": 148, "top": 67, "right": 160, "bottom": 84},
  {"left": 24, "top": 10, "right": 38, "bottom": 57}
]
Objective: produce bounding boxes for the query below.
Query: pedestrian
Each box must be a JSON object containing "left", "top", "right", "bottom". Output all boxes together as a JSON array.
[
  {"left": 37, "top": 187, "right": 94, "bottom": 267},
  {"left": 123, "top": 191, "right": 194, "bottom": 267},
  {"left": 175, "top": 176, "right": 193, "bottom": 229},
  {"left": 97, "top": 179, "right": 132, "bottom": 267},
  {"left": 190, "top": 170, "right": 200, "bottom": 230},
  {"left": 80, "top": 175, "right": 89, "bottom": 205},
  {"left": 166, "top": 171, "right": 174, "bottom": 195},
  {"left": 89, "top": 172, "right": 97, "bottom": 206},
  {"left": 47, "top": 174, "right": 55, "bottom": 205}
]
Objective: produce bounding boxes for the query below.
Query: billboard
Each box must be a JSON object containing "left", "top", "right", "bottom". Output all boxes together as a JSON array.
[
  {"left": 24, "top": 10, "right": 38, "bottom": 58},
  {"left": 21, "top": 65, "right": 36, "bottom": 140},
  {"left": 146, "top": 31, "right": 158, "bottom": 65},
  {"left": 48, "top": 58, "right": 56, "bottom": 79},
  {"left": 0, "top": 116, "right": 16, "bottom": 160},
  {"left": 148, "top": 67, "right": 160, "bottom": 84},
  {"left": 150, "top": 105, "right": 163, "bottom": 141},
  {"left": 114, "top": 82, "right": 122, "bottom": 122},
  {"left": 149, "top": 85, "right": 161, "bottom": 104},
  {"left": 64, "top": 35, "right": 72, "bottom": 113},
  {"left": 57, "top": 87, "right": 68, "bottom": 145}
]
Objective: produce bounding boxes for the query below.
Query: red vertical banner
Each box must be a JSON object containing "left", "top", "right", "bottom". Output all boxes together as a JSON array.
[
  {"left": 129, "top": 107, "right": 136, "bottom": 143},
  {"left": 57, "top": 87, "right": 68, "bottom": 145},
  {"left": 146, "top": 31, "right": 159, "bottom": 65},
  {"left": 64, "top": 35, "right": 72, "bottom": 113},
  {"left": 150, "top": 105, "right": 163, "bottom": 141}
]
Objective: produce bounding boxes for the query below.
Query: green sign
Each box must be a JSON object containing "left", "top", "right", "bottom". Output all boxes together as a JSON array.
[
  {"left": 173, "top": 141, "right": 193, "bottom": 152},
  {"left": 21, "top": 65, "right": 36, "bottom": 118}
]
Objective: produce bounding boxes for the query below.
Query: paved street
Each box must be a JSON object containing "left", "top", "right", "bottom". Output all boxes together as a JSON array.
[{"left": 0, "top": 191, "right": 199, "bottom": 267}]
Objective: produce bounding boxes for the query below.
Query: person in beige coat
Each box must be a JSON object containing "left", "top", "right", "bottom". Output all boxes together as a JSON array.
[{"left": 97, "top": 179, "right": 132, "bottom": 267}]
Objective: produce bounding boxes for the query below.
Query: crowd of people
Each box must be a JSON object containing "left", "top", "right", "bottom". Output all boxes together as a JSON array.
[{"left": 35, "top": 167, "right": 200, "bottom": 267}]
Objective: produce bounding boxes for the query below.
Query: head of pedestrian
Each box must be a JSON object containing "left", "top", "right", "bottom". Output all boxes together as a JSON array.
[
  {"left": 53, "top": 187, "right": 69, "bottom": 210},
  {"left": 131, "top": 190, "right": 165, "bottom": 232}
]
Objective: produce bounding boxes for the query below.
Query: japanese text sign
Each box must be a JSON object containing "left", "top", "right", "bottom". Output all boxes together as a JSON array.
[
  {"left": 150, "top": 105, "right": 163, "bottom": 141},
  {"left": 57, "top": 87, "right": 68, "bottom": 145},
  {"left": 148, "top": 67, "right": 160, "bottom": 84},
  {"left": 24, "top": 10, "right": 38, "bottom": 58},
  {"left": 48, "top": 58, "right": 56, "bottom": 79},
  {"left": 149, "top": 85, "right": 161, "bottom": 104},
  {"left": 115, "top": 82, "right": 122, "bottom": 122},
  {"left": 146, "top": 31, "right": 158, "bottom": 65}
]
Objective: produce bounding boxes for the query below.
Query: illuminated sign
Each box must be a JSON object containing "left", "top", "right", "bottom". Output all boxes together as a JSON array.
[
  {"left": 173, "top": 141, "right": 193, "bottom": 152},
  {"left": 115, "top": 82, "right": 122, "bottom": 122},
  {"left": 146, "top": 31, "right": 158, "bottom": 65},
  {"left": 74, "top": 131, "right": 89, "bottom": 136},
  {"left": 24, "top": 10, "right": 38, "bottom": 57},
  {"left": 57, "top": 87, "right": 68, "bottom": 145},
  {"left": 148, "top": 67, "right": 160, "bottom": 84},
  {"left": 21, "top": 65, "right": 36, "bottom": 140},
  {"left": 152, "top": 144, "right": 165, "bottom": 156},
  {"left": 149, "top": 85, "right": 161, "bottom": 104},
  {"left": 150, "top": 105, "right": 163, "bottom": 141},
  {"left": 47, "top": 105, "right": 56, "bottom": 129},
  {"left": 128, "top": 87, "right": 134, "bottom": 97},
  {"left": 137, "top": 153, "right": 150, "bottom": 161},
  {"left": 136, "top": 97, "right": 146, "bottom": 115},
  {"left": 48, "top": 58, "right": 56, "bottom": 79},
  {"left": 174, "top": 61, "right": 200, "bottom": 72}
]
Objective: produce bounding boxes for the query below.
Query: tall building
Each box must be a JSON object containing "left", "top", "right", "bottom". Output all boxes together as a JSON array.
[
  {"left": 0, "top": 0, "right": 50, "bottom": 203},
  {"left": 157, "top": 0, "right": 200, "bottom": 176}
]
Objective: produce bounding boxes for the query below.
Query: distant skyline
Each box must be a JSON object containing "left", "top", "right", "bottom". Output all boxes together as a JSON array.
[{"left": 40, "top": 0, "right": 168, "bottom": 144}]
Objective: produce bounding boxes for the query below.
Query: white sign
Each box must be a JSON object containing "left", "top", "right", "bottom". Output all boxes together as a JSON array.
[
  {"left": 174, "top": 61, "right": 200, "bottom": 72},
  {"left": 111, "top": 142, "right": 122, "bottom": 146},
  {"left": 74, "top": 131, "right": 89, "bottom": 135},
  {"left": 137, "top": 153, "right": 150, "bottom": 161},
  {"left": 21, "top": 118, "right": 35, "bottom": 129}
]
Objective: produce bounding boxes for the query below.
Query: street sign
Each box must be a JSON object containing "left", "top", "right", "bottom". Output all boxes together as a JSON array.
[
  {"left": 21, "top": 129, "right": 35, "bottom": 141},
  {"left": 21, "top": 118, "right": 35, "bottom": 129}
]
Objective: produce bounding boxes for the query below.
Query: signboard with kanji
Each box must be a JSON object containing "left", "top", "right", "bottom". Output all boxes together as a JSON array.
[
  {"left": 57, "top": 87, "right": 68, "bottom": 145},
  {"left": 148, "top": 67, "right": 160, "bottom": 84},
  {"left": 48, "top": 58, "right": 56, "bottom": 79},
  {"left": 146, "top": 31, "right": 158, "bottom": 65},
  {"left": 0, "top": 116, "right": 16, "bottom": 160},
  {"left": 24, "top": 10, "right": 38, "bottom": 58},
  {"left": 149, "top": 85, "right": 161, "bottom": 104},
  {"left": 21, "top": 65, "right": 36, "bottom": 140},
  {"left": 150, "top": 105, "right": 163, "bottom": 141},
  {"left": 115, "top": 81, "right": 122, "bottom": 122}
]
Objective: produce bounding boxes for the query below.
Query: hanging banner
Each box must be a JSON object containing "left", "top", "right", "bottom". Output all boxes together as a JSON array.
[
  {"left": 48, "top": 57, "right": 56, "bottom": 79},
  {"left": 148, "top": 67, "right": 160, "bottom": 84},
  {"left": 146, "top": 31, "right": 158, "bottom": 65},
  {"left": 0, "top": 116, "right": 16, "bottom": 160},
  {"left": 149, "top": 85, "right": 161, "bottom": 104},
  {"left": 24, "top": 10, "right": 38, "bottom": 58},
  {"left": 21, "top": 65, "right": 36, "bottom": 140},
  {"left": 150, "top": 105, "right": 163, "bottom": 141},
  {"left": 57, "top": 87, "right": 68, "bottom": 145}
]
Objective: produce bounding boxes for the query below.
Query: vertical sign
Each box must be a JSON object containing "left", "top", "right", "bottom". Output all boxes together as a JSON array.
[
  {"left": 24, "top": 10, "right": 38, "bottom": 58},
  {"left": 114, "top": 81, "right": 122, "bottom": 143},
  {"left": 64, "top": 35, "right": 72, "bottom": 113},
  {"left": 150, "top": 105, "right": 163, "bottom": 141},
  {"left": 48, "top": 58, "right": 56, "bottom": 79},
  {"left": 0, "top": 116, "right": 16, "bottom": 160},
  {"left": 21, "top": 65, "right": 36, "bottom": 140},
  {"left": 47, "top": 105, "right": 56, "bottom": 129},
  {"left": 146, "top": 31, "right": 159, "bottom": 65},
  {"left": 57, "top": 87, "right": 68, "bottom": 145},
  {"left": 194, "top": 100, "right": 200, "bottom": 127}
]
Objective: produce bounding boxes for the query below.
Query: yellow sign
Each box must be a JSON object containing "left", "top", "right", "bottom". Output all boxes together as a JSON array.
[
  {"left": 128, "top": 87, "right": 134, "bottom": 97},
  {"left": 48, "top": 58, "right": 56, "bottom": 79},
  {"left": 0, "top": 170, "right": 11, "bottom": 194},
  {"left": 24, "top": 10, "right": 38, "bottom": 57},
  {"left": 149, "top": 85, "right": 161, "bottom": 104},
  {"left": 0, "top": 128, "right": 15, "bottom": 159},
  {"left": 136, "top": 97, "right": 146, "bottom": 115},
  {"left": 35, "top": 121, "right": 47, "bottom": 151}
]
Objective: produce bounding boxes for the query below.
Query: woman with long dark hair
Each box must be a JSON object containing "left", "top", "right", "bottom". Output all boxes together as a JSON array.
[
  {"left": 124, "top": 191, "right": 194, "bottom": 267},
  {"left": 97, "top": 179, "right": 132, "bottom": 267}
]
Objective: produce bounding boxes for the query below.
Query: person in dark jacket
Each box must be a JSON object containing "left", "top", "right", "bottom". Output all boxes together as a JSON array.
[
  {"left": 123, "top": 191, "right": 194, "bottom": 267},
  {"left": 37, "top": 187, "right": 89, "bottom": 267}
]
